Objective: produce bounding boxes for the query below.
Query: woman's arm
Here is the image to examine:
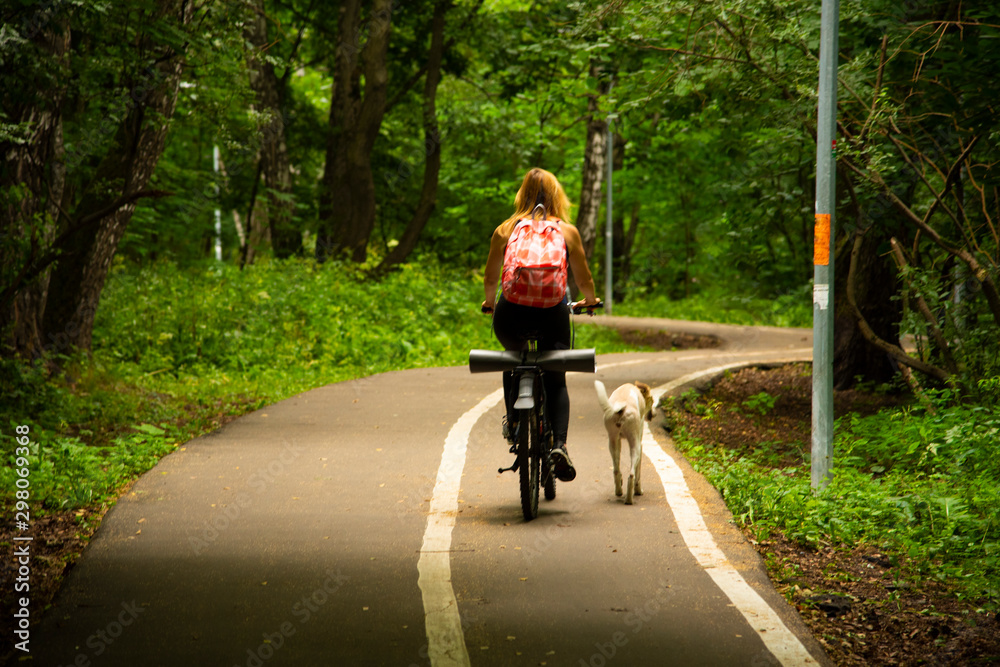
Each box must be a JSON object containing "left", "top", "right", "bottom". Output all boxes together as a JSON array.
[
  {"left": 482, "top": 226, "right": 507, "bottom": 310},
  {"left": 560, "top": 223, "right": 600, "bottom": 304}
]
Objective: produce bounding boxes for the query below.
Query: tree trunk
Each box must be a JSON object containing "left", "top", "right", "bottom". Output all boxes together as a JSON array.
[
  {"left": 239, "top": 160, "right": 271, "bottom": 268},
  {"left": 41, "top": 0, "right": 192, "bottom": 354},
  {"left": 681, "top": 192, "right": 695, "bottom": 298},
  {"left": 577, "top": 62, "right": 609, "bottom": 260},
  {"left": 0, "top": 19, "right": 70, "bottom": 358},
  {"left": 245, "top": 0, "right": 297, "bottom": 258},
  {"left": 375, "top": 0, "right": 449, "bottom": 274},
  {"left": 832, "top": 222, "right": 903, "bottom": 389},
  {"left": 315, "top": 0, "right": 393, "bottom": 263},
  {"left": 609, "top": 131, "right": 628, "bottom": 302},
  {"left": 611, "top": 200, "right": 640, "bottom": 303},
  {"left": 842, "top": 230, "right": 950, "bottom": 385}
]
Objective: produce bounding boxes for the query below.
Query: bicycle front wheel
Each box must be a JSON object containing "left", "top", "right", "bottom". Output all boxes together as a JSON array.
[{"left": 518, "top": 408, "right": 540, "bottom": 521}]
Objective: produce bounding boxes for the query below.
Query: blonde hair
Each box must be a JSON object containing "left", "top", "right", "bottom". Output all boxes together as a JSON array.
[{"left": 499, "top": 168, "right": 573, "bottom": 236}]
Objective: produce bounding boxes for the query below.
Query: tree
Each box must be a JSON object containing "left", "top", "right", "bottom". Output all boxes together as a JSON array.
[
  {"left": 0, "top": 8, "right": 69, "bottom": 358},
  {"left": 832, "top": 3, "right": 1000, "bottom": 388},
  {"left": 244, "top": 0, "right": 301, "bottom": 259},
  {"left": 315, "top": 0, "right": 394, "bottom": 263},
  {"left": 577, "top": 62, "right": 611, "bottom": 260},
  {"left": 375, "top": 0, "right": 451, "bottom": 273},
  {"left": 1, "top": 0, "right": 196, "bottom": 358},
  {"left": 587, "top": 0, "right": 999, "bottom": 387}
]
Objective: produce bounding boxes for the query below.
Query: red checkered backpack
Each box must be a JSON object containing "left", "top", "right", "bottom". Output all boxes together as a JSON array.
[{"left": 501, "top": 206, "right": 568, "bottom": 308}]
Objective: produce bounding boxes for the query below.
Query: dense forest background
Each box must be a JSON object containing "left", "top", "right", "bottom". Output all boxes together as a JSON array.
[{"left": 2, "top": 0, "right": 999, "bottom": 389}]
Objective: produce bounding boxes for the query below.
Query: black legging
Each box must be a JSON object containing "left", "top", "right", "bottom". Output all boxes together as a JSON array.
[{"left": 491, "top": 295, "right": 571, "bottom": 447}]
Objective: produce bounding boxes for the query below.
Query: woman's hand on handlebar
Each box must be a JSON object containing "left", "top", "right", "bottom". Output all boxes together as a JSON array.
[
  {"left": 571, "top": 298, "right": 603, "bottom": 315},
  {"left": 481, "top": 297, "right": 601, "bottom": 314}
]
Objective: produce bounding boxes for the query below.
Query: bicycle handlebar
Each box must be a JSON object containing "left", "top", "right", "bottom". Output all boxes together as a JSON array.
[
  {"left": 480, "top": 299, "right": 602, "bottom": 315},
  {"left": 571, "top": 299, "right": 602, "bottom": 315}
]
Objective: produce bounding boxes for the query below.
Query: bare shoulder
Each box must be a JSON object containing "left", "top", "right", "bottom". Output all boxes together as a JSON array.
[
  {"left": 490, "top": 223, "right": 511, "bottom": 251},
  {"left": 558, "top": 221, "right": 582, "bottom": 246}
]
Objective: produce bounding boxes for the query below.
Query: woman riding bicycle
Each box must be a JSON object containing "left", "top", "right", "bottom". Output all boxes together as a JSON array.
[{"left": 481, "top": 167, "right": 601, "bottom": 482}]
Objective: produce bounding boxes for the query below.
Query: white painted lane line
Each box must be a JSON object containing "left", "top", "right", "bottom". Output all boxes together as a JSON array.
[
  {"left": 418, "top": 389, "right": 503, "bottom": 667},
  {"left": 597, "top": 348, "right": 812, "bottom": 374},
  {"left": 420, "top": 352, "right": 813, "bottom": 666},
  {"left": 645, "top": 364, "right": 819, "bottom": 667}
]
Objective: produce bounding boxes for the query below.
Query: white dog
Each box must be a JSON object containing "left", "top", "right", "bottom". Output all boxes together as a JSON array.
[{"left": 595, "top": 381, "right": 655, "bottom": 505}]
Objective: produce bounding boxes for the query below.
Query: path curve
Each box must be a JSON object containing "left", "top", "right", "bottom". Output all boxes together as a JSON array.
[{"left": 29, "top": 316, "right": 827, "bottom": 667}]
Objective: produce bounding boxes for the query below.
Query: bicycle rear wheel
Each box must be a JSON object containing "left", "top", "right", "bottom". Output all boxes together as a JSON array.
[{"left": 518, "top": 408, "right": 540, "bottom": 521}]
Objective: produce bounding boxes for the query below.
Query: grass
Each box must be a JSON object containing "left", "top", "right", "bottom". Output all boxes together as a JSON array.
[{"left": 615, "top": 284, "right": 812, "bottom": 328}]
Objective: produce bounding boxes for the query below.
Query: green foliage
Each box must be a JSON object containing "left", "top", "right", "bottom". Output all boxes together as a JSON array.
[
  {"left": 742, "top": 392, "right": 777, "bottom": 416},
  {"left": 90, "top": 258, "right": 495, "bottom": 398},
  {"left": 893, "top": 261, "right": 1000, "bottom": 388},
  {"left": 675, "top": 398, "right": 1000, "bottom": 605},
  {"left": 616, "top": 285, "right": 812, "bottom": 327},
  {"left": 94, "top": 257, "right": 643, "bottom": 389},
  {"left": 1, "top": 429, "right": 176, "bottom": 511},
  {"left": 838, "top": 399, "right": 1000, "bottom": 478}
]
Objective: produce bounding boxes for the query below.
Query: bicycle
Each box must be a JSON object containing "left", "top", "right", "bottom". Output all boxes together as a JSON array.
[{"left": 469, "top": 301, "right": 601, "bottom": 521}]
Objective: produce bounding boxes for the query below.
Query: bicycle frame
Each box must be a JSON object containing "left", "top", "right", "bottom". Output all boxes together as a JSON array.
[{"left": 469, "top": 346, "right": 595, "bottom": 520}]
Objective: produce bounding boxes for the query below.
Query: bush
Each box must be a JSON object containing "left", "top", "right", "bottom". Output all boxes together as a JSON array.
[{"left": 674, "top": 397, "right": 1000, "bottom": 605}]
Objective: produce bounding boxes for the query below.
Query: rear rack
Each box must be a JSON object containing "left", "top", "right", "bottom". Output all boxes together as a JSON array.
[{"left": 468, "top": 349, "right": 596, "bottom": 374}]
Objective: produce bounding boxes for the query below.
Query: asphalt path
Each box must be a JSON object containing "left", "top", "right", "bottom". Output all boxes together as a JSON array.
[{"left": 29, "top": 316, "right": 831, "bottom": 667}]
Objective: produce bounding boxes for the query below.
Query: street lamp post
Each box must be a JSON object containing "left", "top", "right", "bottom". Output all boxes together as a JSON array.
[{"left": 811, "top": 0, "right": 839, "bottom": 491}]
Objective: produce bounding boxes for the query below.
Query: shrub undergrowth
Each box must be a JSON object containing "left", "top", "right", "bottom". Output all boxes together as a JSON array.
[{"left": 672, "top": 393, "right": 1000, "bottom": 607}]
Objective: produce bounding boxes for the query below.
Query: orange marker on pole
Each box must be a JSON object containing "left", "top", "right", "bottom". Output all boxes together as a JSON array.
[{"left": 813, "top": 214, "right": 831, "bottom": 266}]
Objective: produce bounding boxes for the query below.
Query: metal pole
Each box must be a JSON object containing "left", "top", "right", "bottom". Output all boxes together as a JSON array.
[
  {"left": 811, "top": 0, "right": 839, "bottom": 491},
  {"left": 605, "top": 123, "right": 613, "bottom": 315}
]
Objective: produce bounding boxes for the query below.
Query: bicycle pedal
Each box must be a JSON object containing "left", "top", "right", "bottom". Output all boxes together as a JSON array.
[{"left": 499, "top": 458, "right": 520, "bottom": 474}]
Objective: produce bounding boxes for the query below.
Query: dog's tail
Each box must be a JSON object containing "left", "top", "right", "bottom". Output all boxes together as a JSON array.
[
  {"left": 594, "top": 380, "right": 611, "bottom": 414},
  {"left": 594, "top": 380, "right": 626, "bottom": 418}
]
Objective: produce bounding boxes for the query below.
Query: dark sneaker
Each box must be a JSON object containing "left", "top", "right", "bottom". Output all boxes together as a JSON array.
[{"left": 549, "top": 445, "right": 576, "bottom": 482}]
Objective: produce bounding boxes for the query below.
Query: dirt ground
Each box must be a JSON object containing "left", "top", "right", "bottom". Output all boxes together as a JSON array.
[
  {"left": 616, "top": 326, "right": 721, "bottom": 351},
  {"left": 664, "top": 363, "right": 1000, "bottom": 666},
  {"left": 1, "top": 508, "right": 100, "bottom": 667}
]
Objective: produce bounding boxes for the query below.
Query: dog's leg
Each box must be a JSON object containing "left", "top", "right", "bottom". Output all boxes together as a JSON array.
[
  {"left": 623, "top": 431, "right": 635, "bottom": 505},
  {"left": 609, "top": 433, "right": 622, "bottom": 497},
  {"left": 633, "top": 432, "right": 643, "bottom": 497},
  {"left": 624, "top": 431, "right": 643, "bottom": 504}
]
